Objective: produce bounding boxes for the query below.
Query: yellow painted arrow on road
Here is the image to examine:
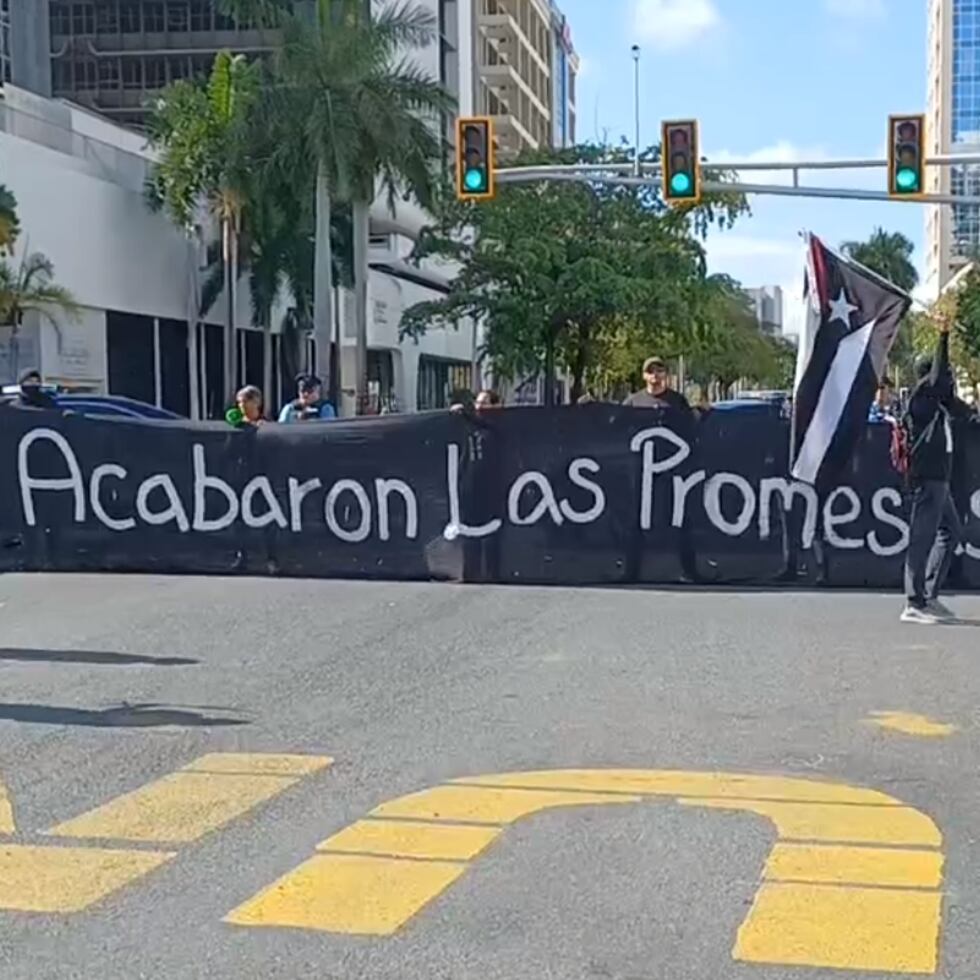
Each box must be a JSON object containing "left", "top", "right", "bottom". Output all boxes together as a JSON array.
[{"left": 227, "top": 768, "right": 945, "bottom": 975}]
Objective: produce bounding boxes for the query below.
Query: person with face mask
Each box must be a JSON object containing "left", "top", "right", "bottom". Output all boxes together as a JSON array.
[{"left": 902, "top": 317, "right": 976, "bottom": 624}]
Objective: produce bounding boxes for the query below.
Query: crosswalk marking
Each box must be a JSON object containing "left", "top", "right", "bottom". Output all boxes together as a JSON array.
[
  {"left": 0, "top": 844, "right": 174, "bottom": 914},
  {"left": 0, "top": 752, "right": 332, "bottom": 914},
  {"left": 0, "top": 779, "right": 14, "bottom": 835}
]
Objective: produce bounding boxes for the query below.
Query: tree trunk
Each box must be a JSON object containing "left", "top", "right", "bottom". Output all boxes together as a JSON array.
[
  {"left": 570, "top": 323, "right": 590, "bottom": 402},
  {"left": 352, "top": 198, "right": 370, "bottom": 414},
  {"left": 222, "top": 217, "right": 235, "bottom": 406},
  {"left": 313, "top": 162, "right": 335, "bottom": 410},
  {"left": 543, "top": 326, "right": 556, "bottom": 407}
]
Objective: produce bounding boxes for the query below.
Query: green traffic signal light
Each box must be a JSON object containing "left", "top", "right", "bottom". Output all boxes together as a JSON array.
[
  {"left": 670, "top": 172, "right": 693, "bottom": 196},
  {"left": 895, "top": 167, "right": 919, "bottom": 192},
  {"left": 464, "top": 167, "right": 486, "bottom": 192}
]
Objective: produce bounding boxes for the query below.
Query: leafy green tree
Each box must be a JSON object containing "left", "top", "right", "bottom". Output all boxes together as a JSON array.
[
  {"left": 922, "top": 266, "right": 980, "bottom": 399},
  {"left": 685, "top": 278, "right": 794, "bottom": 397},
  {"left": 401, "top": 143, "right": 749, "bottom": 402},
  {"left": 0, "top": 185, "right": 19, "bottom": 256},
  {"left": 146, "top": 50, "right": 259, "bottom": 403}
]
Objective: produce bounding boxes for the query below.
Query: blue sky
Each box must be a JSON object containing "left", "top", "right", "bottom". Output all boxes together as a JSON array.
[{"left": 560, "top": 0, "right": 927, "bottom": 329}]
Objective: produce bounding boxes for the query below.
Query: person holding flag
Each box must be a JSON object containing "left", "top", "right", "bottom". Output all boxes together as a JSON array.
[{"left": 900, "top": 316, "right": 976, "bottom": 624}]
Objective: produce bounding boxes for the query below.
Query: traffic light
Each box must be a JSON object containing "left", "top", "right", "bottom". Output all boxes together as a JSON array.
[
  {"left": 888, "top": 114, "right": 925, "bottom": 198},
  {"left": 456, "top": 117, "right": 495, "bottom": 201},
  {"left": 661, "top": 119, "right": 701, "bottom": 205}
]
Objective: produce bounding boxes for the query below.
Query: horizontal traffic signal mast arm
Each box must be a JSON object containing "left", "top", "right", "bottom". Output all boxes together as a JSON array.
[{"left": 493, "top": 153, "right": 980, "bottom": 206}]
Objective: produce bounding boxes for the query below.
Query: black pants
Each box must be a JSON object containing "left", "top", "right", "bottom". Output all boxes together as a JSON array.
[{"left": 904, "top": 480, "right": 963, "bottom": 608}]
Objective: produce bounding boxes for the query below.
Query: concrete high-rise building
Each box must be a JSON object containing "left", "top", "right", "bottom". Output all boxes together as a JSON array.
[
  {"left": 1, "top": 0, "right": 52, "bottom": 96},
  {"left": 549, "top": 0, "right": 576, "bottom": 148},
  {"left": 926, "top": 0, "right": 980, "bottom": 295},
  {"left": 475, "top": 0, "right": 577, "bottom": 158},
  {"left": 745, "top": 286, "right": 784, "bottom": 337}
]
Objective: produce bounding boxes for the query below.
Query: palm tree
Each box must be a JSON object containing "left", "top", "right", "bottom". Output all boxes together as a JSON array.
[
  {"left": 841, "top": 228, "right": 919, "bottom": 293},
  {"left": 146, "top": 50, "right": 258, "bottom": 403},
  {"left": 271, "top": 0, "right": 455, "bottom": 412},
  {"left": 0, "top": 250, "right": 79, "bottom": 379},
  {"left": 0, "top": 185, "right": 19, "bottom": 256},
  {"left": 841, "top": 229, "right": 919, "bottom": 385}
]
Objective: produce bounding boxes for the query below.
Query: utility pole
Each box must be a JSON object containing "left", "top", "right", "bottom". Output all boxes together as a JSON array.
[{"left": 631, "top": 45, "right": 641, "bottom": 177}]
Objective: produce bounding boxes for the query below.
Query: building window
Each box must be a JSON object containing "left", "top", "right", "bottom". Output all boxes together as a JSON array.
[
  {"left": 189, "top": 0, "right": 212, "bottom": 32},
  {"left": 72, "top": 1, "right": 96, "bottom": 35},
  {"left": 98, "top": 56, "right": 121, "bottom": 87},
  {"left": 120, "top": 2, "right": 141, "bottom": 32},
  {"left": 144, "top": 1, "right": 165, "bottom": 32},
  {"left": 417, "top": 356, "right": 472, "bottom": 411},
  {"left": 166, "top": 1, "right": 189, "bottom": 32}
]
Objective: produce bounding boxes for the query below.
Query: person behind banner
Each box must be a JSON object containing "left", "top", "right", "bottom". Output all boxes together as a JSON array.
[
  {"left": 450, "top": 389, "right": 503, "bottom": 583},
  {"left": 17, "top": 370, "right": 57, "bottom": 410},
  {"left": 278, "top": 374, "right": 337, "bottom": 423},
  {"left": 226, "top": 385, "right": 264, "bottom": 428},
  {"left": 868, "top": 377, "right": 897, "bottom": 423},
  {"left": 901, "top": 318, "right": 976, "bottom": 624},
  {"left": 623, "top": 357, "right": 692, "bottom": 413}
]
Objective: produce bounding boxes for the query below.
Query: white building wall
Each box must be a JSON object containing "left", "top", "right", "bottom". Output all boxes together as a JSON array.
[{"left": 1, "top": 83, "right": 476, "bottom": 413}]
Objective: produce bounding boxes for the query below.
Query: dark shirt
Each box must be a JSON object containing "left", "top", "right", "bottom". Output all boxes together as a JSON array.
[
  {"left": 19, "top": 386, "right": 57, "bottom": 410},
  {"left": 623, "top": 388, "right": 692, "bottom": 412},
  {"left": 907, "top": 332, "right": 975, "bottom": 485}
]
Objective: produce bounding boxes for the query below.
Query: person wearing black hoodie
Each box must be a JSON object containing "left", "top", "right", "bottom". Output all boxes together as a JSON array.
[{"left": 902, "top": 319, "right": 975, "bottom": 624}]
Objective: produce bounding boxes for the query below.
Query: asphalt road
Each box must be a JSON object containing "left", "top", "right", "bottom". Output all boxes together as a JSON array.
[{"left": 0, "top": 572, "right": 978, "bottom": 979}]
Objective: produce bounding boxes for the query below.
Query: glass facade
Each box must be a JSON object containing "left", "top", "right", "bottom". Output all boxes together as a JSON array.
[
  {"left": 0, "top": 0, "right": 11, "bottom": 86},
  {"left": 952, "top": 0, "right": 980, "bottom": 253}
]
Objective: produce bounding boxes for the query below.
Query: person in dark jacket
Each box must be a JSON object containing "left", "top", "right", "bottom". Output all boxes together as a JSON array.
[
  {"left": 451, "top": 390, "right": 503, "bottom": 582},
  {"left": 18, "top": 370, "right": 57, "bottom": 410},
  {"left": 902, "top": 319, "right": 975, "bottom": 624}
]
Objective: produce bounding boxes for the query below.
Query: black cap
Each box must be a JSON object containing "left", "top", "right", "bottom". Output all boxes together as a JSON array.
[{"left": 296, "top": 373, "right": 322, "bottom": 393}]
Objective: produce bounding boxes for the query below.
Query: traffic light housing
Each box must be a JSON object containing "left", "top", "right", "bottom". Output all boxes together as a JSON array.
[
  {"left": 661, "top": 119, "right": 702, "bottom": 205},
  {"left": 888, "top": 114, "right": 925, "bottom": 198},
  {"left": 456, "top": 117, "right": 495, "bottom": 201}
]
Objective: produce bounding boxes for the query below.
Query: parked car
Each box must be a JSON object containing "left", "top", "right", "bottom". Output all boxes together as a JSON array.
[
  {"left": 707, "top": 391, "right": 792, "bottom": 419},
  {"left": 1, "top": 386, "right": 181, "bottom": 420}
]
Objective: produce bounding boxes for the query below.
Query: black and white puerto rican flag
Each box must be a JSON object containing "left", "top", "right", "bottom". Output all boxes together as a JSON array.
[{"left": 791, "top": 233, "right": 911, "bottom": 488}]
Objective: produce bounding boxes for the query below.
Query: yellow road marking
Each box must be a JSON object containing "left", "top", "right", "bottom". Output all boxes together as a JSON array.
[
  {"left": 765, "top": 842, "right": 944, "bottom": 889},
  {"left": 225, "top": 853, "right": 468, "bottom": 935},
  {"left": 455, "top": 769, "right": 898, "bottom": 805},
  {"left": 228, "top": 767, "right": 946, "bottom": 974},
  {"left": 735, "top": 882, "right": 942, "bottom": 974},
  {"left": 0, "top": 844, "right": 174, "bottom": 913},
  {"left": 867, "top": 711, "right": 957, "bottom": 738},
  {"left": 370, "top": 785, "right": 641, "bottom": 824},
  {"left": 184, "top": 753, "right": 333, "bottom": 776},
  {"left": 318, "top": 819, "right": 501, "bottom": 861},
  {"left": 0, "top": 752, "right": 331, "bottom": 914},
  {"left": 0, "top": 779, "right": 14, "bottom": 835},
  {"left": 47, "top": 753, "right": 332, "bottom": 844},
  {"left": 682, "top": 798, "right": 942, "bottom": 847}
]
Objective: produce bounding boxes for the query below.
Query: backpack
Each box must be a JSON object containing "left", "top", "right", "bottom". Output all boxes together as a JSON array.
[{"left": 889, "top": 415, "right": 909, "bottom": 475}]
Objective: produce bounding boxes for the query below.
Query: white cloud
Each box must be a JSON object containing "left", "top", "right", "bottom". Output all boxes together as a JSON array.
[
  {"left": 632, "top": 0, "right": 722, "bottom": 50},
  {"left": 824, "top": 0, "right": 885, "bottom": 18},
  {"left": 706, "top": 235, "right": 802, "bottom": 263}
]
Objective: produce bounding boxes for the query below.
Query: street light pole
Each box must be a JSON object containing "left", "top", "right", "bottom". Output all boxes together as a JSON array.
[{"left": 631, "top": 45, "right": 641, "bottom": 177}]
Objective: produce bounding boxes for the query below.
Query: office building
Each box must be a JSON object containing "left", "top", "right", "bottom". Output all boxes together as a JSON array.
[
  {"left": 549, "top": 0, "right": 576, "bottom": 148},
  {"left": 746, "top": 286, "right": 784, "bottom": 337},
  {"left": 926, "top": 0, "right": 980, "bottom": 294},
  {"left": 475, "top": 0, "right": 577, "bottom": 158},
  {"left": 1, "top": 0, "right": 52, "bottom": 96}
]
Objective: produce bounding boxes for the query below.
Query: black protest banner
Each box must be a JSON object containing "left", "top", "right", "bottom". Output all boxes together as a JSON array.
[{"left": 2, "top": 403, "right": 979, "bottom": 587}]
